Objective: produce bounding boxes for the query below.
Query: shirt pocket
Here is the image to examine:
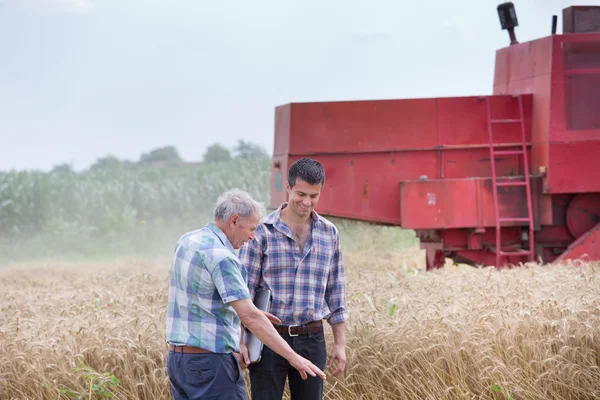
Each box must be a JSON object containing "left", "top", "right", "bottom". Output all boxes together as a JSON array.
[{"left": 311, "top": 242, "right": 335, "bottom": 266}]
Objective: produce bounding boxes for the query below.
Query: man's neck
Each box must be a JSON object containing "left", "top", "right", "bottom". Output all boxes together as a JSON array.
[{"left": 281, "top": 205, "right": 311, "bottom": 227}]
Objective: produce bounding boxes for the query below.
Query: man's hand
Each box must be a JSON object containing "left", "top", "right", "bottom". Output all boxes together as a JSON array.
[
  {"left": 288, "top": 354, "right": 327, "bottom": 381},
  {"left": 238, "top": 343, "right": 250, "bottom": 369},
  {"left": 263, "top": 311, "right": 281, "bottom": 324},
  {"left": 326, "top": 344, "right": 347, "bottom": 377}
]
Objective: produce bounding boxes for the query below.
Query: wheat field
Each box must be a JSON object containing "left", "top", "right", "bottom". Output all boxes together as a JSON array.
[{"left": 1, "top": 250, "right": 599, "bottom": 400}]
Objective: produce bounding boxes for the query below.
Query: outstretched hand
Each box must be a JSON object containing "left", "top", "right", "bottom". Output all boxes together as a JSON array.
[{"left": 289, "top": 354, "right": 327, "bottom": 381}]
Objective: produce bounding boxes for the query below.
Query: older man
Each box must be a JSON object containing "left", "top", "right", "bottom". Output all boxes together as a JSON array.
[{"left": 165, "top": 188, "right": 325, "bottom": 400}]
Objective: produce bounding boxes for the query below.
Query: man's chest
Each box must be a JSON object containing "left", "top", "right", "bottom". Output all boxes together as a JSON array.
[{"left": 291, "top": 224, "right": 311, "bottom": 252}]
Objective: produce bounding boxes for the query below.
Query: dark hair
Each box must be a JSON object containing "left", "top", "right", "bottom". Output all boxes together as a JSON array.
[{"left": 288, "top": 158, "right": 325, "bottom": 188}]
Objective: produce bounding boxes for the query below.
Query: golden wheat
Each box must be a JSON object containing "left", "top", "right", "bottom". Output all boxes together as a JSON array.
[{"left": 1, "top": 253, "right": 599, "bottom": 399}]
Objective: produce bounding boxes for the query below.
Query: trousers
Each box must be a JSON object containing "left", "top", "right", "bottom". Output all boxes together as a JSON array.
[
  {"left": 166, "top": 351, "right": 247, "bottom": 400},
  {"left": 248, "top": 327, "right": 327, "bottom": 400}
]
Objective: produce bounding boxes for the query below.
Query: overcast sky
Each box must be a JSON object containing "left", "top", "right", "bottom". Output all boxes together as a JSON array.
[{"left": 0, "top": 0, "right": 595, "bottom": 171}]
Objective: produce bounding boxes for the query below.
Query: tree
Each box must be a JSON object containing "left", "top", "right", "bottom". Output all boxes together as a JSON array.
[
  {"left": 89, "top": 155, "right": 125, "bottom": 171},
  {"left": 202, "top": 143, "right": 232, "bottom": 163},
  {"left": 233, "top": 139, "right": 269, "bottom": 160},
  {"left": 139, "top": 146, "right": 182, "bottom": 165},
  {"left": 51, "top": 163, "right": 74, "bottom": 174}
]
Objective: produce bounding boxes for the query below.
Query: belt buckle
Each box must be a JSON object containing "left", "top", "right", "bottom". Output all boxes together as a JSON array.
[{"left": 288, "top": 325, "right": 299, "bottom": 337}]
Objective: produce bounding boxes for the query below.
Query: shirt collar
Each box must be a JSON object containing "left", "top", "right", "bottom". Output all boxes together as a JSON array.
[
  {"left": 265, "top": 202, "right": 324, "bottom": 228},
  {"left": 206, "top": 222, "right": 235, "bottom": 253}
]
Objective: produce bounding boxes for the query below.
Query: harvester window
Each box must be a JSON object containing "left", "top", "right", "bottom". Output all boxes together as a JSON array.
[
  {"left": 563, "top": 41, "right": 600, "bottom": 70},
  {"left": 563, "top": 41, "right": 600, "bottom": 130}
]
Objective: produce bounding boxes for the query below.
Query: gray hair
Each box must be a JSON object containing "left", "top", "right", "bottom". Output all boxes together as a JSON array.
[{"left": 213, "top": 188, "right": 266, "bottom": 223}]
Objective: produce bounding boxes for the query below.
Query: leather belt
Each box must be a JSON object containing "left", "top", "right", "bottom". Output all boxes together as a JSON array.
[
  {"left": 169, "top": 344, "right": 212, "bottom": 354},
  {"left": 274, "top": 320, "right": 323, "bottom": 337}
]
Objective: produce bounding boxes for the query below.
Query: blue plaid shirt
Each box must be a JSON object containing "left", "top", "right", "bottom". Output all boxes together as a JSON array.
[
  {"left": 166, "top": 223, "right": 251, "bottom": 353},
  {"left": 238, "top": 203, "right": 349, "bottom": 326}
]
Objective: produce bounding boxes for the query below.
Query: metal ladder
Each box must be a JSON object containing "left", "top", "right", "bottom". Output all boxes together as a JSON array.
[{"left": 485, "top": 95, "right": 535, "bottom": 267}]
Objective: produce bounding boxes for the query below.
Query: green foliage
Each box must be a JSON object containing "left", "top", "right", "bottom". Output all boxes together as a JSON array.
[
  {"left": 384, "top": 297, "right": 397, "bottom": 317},
  {"left": 0, "top": 158, "right": 271, "bottom": 262},
  {"left": 51, "top": 163, "right": 75, "bottom": 174},
  {"left": 203, "top": 143, "right": 232, "bottom": 163},
  {"left": 89, "top": 155, "right": 131, "bottom": 171},
  {"left": 139, "top": 145, "right": 182, "bottom": 165},
  {"left": 491, "top": 384, "right": 514, "bottom": 400},
  {"left": 362, "top": 293, "right": 377, "bottom": 312},
  {"left": 233, "top": 139, "right": 269, "bottom": 159},
  {"left": 60, "top": 361, "right": 121, "bottom": 399}
]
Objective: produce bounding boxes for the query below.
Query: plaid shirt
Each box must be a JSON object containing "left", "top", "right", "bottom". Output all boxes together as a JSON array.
[
  {"left": 238, "top": 203, "right": 349, "bottom": 326},
  {"left": 166, "top": 223, "right": 251, "bottom": 353}
]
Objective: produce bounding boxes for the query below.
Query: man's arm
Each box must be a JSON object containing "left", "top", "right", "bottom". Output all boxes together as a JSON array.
[
  {"left": 231, "top": 298, "right": 326, "bottom": 381},
  {"left": 327, "top": 322, "right": 346, "bottom": 376},
  {"left": 324, "top": 229, "right": 349, "bottom": 377},
  {"left": 238, "top": 311, "right": 281, "bottom": 369}
]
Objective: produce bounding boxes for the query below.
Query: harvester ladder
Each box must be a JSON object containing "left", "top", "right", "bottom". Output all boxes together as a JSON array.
[{"left": 485, "top": 95, "right": 535, "bottom": 267}]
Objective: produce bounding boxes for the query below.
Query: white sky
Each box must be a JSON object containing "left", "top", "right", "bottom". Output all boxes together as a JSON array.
[{"left": 0, "top": 0, "right": 596, "bottom": 171}]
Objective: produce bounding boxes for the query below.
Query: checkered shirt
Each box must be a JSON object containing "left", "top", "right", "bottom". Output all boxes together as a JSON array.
[
  {"left": 238, "top": 203, "right": 349, "bottom": 326},
  {"left": 166, "top": 223, "right": 251, "bottom": 353}
]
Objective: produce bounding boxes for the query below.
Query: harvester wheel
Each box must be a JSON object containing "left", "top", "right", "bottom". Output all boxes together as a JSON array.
[{"left": 566, "top": 194, "right": 600, "bottom": 239}]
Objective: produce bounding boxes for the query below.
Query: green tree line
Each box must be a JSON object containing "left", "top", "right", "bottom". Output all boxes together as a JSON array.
[{"left": 50, "top": 140, "right": 270, "bottom": 174}]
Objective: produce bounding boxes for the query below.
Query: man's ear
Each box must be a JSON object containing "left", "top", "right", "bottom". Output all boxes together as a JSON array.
[{"left": 229, "top": 214, "right": 240, "bottom": 227}]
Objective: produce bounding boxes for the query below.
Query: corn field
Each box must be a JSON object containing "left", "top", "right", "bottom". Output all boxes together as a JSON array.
[
  {"left": 0, "top": 159, "right": 273, "bottom": 263},
  {"left": 0, "top": 158, "right": 271, "bottom": 239}
]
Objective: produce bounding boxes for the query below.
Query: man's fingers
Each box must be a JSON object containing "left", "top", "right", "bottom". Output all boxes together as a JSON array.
[
  {"left": 332, "top": 364, "right": 344, "bottom": 376},
  {"left": 312, "top": 365, "right": 326, "bottom": 380},
  {"left": 263, "top": 311, "right": 281, "bottom": 324},
  {"left": 240, "top": 345, "right": 250, "bottom": 364}
]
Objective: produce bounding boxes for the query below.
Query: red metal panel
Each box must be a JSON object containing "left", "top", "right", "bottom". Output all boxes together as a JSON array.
[
  {"left": 288, "top": 99, "right": 439, "bottom": 154},
  {"left": 400, "top": 179, "right": 480, "bottom": 229},
  {"left": 554, "top": 222, "right": 600, "bottom": 263},
  {"left": 441, "top": 148, "right": 527, "bottom": 179},
  {"left": 399, "top": 177, "right": 549, "bottom": 230},
  {"left": 547, "top": 141, "right": 600, "bottom": 193},
  {"left": 308, "top": 152, "right": 439, "bottom": 225},
  {"left": 273, "top": 105, "right": 291, "bottom": 156},
  {"left": 493, "top": 37, "right": 553, "bottom": 179},
  {"left": 443, "top": 228, "right": 521, "bottom": 250},
  {"left": 493, "top": 37, "right": 553, "bottom": 89},
  {"left": 437, "top": 96, "right": 532, "bottom": 146},
  {"left": 551, "top": 34, "right": 600, "bottom": 144},
  {"left": 563, "top": 6, "right": 600, "bottom": 33},
  {"left": 269, "top": 155, "right": 288, "bottom": 209}
]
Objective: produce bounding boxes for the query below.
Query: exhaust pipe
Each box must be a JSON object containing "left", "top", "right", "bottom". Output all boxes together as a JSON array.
[{"left": 497, "top": 2, "right": 519, "bottom": 45}]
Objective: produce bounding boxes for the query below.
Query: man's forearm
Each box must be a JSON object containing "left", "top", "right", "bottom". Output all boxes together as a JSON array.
[
  {"left": 331, "top": 321, "right": 346, "bottom": 346},
  {"left": 242, "top": 310, "right": 296, "bottom": 360}
]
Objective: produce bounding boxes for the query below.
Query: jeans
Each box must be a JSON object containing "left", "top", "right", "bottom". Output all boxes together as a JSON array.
[
  {"left": 166, "top": 351, "right": 247, "bottom": 400},
  {"left": 248, "top": 327, "right": 327, "bottom": 400}
]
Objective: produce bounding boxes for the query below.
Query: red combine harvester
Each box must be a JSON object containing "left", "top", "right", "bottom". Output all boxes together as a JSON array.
[{"left": 269, "top": 3, "right": 600, "bottom": 269}]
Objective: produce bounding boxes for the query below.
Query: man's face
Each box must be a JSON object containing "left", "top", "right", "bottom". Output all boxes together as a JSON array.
[
  {"left": 286, "top": 178, "right": 322, "bottom": 218},
  {"left": 229, "top": 212, "right": 260, "bottom": 249}
]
